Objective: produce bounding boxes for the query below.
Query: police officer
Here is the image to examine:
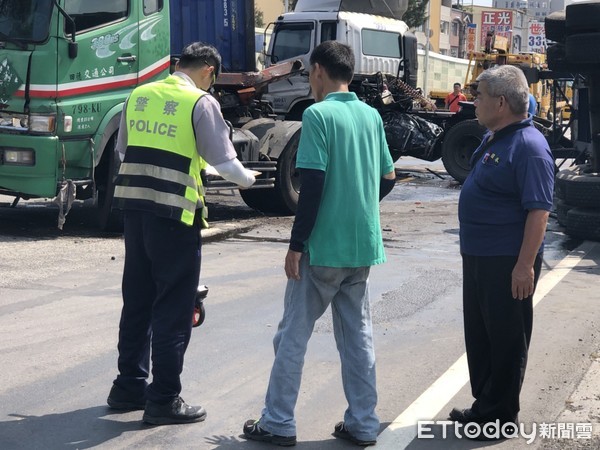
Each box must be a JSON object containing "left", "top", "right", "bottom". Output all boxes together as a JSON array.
[{"left": 107, "top": 42, "right": 256, "bottom": 425}]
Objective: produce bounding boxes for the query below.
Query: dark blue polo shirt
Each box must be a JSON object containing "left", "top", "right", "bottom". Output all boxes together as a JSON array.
[{"left": 458, "top": 117, "right": 555, "bottom": 256}]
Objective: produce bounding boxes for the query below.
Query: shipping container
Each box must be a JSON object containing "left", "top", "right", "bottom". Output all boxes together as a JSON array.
[{"left": 169, "top": 0, "right": 256, "bottom": 72}]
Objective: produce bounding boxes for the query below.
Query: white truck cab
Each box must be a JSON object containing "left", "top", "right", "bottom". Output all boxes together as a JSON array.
[{"left": 263, "top": 0, "right": 415, "bottom": 119}]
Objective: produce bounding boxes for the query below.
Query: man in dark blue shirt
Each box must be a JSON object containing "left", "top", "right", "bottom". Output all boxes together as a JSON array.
[{"left": 449, "top": 65, "right": 555, "bottom": 440}]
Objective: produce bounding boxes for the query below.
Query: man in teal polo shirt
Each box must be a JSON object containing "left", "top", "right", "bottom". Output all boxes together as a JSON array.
[{"left": 243, "top": 40, "right": 396, "bottom": 447}]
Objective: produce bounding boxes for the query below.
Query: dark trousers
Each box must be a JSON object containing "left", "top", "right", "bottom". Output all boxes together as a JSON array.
[
  {"left": 115, "top": 210, "right": 201, "bottom": 404},
  {"left": 462, "top": 253, "right": 542, "bottom": 423}
]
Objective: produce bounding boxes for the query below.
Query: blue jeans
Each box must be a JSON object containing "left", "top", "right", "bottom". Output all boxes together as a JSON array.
[{"left": 259, "top": 254, "right": 379, "bottom": 440}]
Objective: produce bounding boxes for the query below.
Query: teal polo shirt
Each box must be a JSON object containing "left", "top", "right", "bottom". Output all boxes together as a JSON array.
[{"left": 297, "top": 91, "right": 394, "bottom": 267}]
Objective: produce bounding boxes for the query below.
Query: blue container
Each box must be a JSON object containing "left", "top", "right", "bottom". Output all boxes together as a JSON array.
[{"left": 169, "top": 0, "right": 256, "bottom": 72}]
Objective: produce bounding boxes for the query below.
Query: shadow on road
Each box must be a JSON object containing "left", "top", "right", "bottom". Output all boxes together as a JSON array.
[
  {"left": 0, "top": 406, "right": 145, "bottom": 449},
  {"left": 0, "top": 191, "right": 264, "bottom": 241}
]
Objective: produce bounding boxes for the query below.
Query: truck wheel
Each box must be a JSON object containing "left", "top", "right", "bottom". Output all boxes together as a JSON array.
[
  {"left": 555, "top": 199, "right": 574, "bottom": 227},
  {"left": 239, "top": 132, "right": 300, "bottom": 215},
  {"left": 546, "top": 43, "right": 569, "bottom": 71},
  {"left": 545, "top": 11, "right": 566, "bottom": 43},
  {"left": 566, "top": 207, "right": 600, "bottom": 241},
  {"left": 96, "top": 136, "right": 123, "bottom": 232},
  {"left": 566, "top": 2, "right": 600, "bottom": 35},
  {"left": 273, "top": 131, "right": 300, "bottom": 214},
  {"left": 562, "top": 167, "right": 600, "bottom": 208},
  {"left": 441, "top": 119, "right": 486, "bottom": 183},
  {"left": 565, "top": 33, "right": 600, "bottom": 65},
  {"left": 239, "top": 186, "right": 280, "bottom": 213},
  {"left": 555, "top": 168, "right": 571, "bottom": 200}
]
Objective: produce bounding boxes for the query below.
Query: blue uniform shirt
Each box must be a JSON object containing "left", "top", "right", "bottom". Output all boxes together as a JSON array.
[
  {"left": 528, "top": 94, "right": 537, "bottom": 117},
  {"left": 458, "top": 117, "right": 554, "bottom": 256}
]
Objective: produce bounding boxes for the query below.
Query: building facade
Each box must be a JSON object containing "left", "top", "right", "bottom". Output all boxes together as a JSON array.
[
  {"left": 255, "top": 0, "right": 285, "bottom": 26},
  {"left": 467, "top": 6, "right": 528, "bottom": 54},
  {"left": 414, "top": 0, "right": 471, "bottom": 58},
  {"left": 493, "top": 0, "right": 570, "bottom": 19}
]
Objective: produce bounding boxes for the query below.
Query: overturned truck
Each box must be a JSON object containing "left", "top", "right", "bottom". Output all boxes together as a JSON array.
[{"left": 545, "top": 2, "right": 600, "bottom": 242}]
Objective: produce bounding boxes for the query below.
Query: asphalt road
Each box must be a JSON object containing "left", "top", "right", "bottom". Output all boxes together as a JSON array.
[{"left": 0, "top": 165, "right": 599, "bottom": 449}]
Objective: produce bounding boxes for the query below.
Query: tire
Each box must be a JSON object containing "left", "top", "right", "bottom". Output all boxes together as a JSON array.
[
  {"left": 565, "top": 33, "right": 600, "bottom": 65},
  {"left": 441, "top": 119, "right": 486, "bottom": 184},
  {"left": 240, "top": 132, "right": 300, "bottom": 215},
  {"left": 555, "top": 199, "right": 574, "bottom": 227},
  {"left": 239, "top": 185, "right": 281, "bottom": 213},
  {"left": 546, "top": 43, "right": 569, "bottom": 72},
  {"left": 562, "top": 167, "right": 600, "bottom": 208},
  {"left": 555, "top": 168, "right": 571, "bottom": 200},
  {"left": 193, "top": 301, "right": 205, "bottom": 327},
  {"left": 389, "top": 149, "right": 401, "bottom": 163},
  {"left": 566, "top": 2, "right": 600, "bottom": 35},
  {"left": 565, "top": 207, "right": 600, "bottom": 241},
  {"left": 96, "top": 136, "right": 123, "bottom": 232},
  {"left": 273, "top": 131, "right": 300, "bottom": 214},
  {"left": 545, "top": 11, "right": 566, "bottom": 43}
]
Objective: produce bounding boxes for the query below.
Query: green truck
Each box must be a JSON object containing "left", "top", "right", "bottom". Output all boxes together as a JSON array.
[{"left": 0, "top": 0, "right": 303, "bottom": 229}]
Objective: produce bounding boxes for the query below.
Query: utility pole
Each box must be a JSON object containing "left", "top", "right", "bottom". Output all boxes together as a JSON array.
[{"left": 423, "top": 1, "right": 431, "bottom": 97}]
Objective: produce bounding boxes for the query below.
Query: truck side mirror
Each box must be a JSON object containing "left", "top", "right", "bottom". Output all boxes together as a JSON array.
[{"left": 68, "top": 41, "right": 78, "bottom": 59}]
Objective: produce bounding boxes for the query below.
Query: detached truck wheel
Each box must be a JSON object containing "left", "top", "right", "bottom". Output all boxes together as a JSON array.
[
  {"left": 566, "top": 207, "right": 600, "bottom": 241},
  {"left": 555, "top": 199, "right": 574, "bottom": 227},
  {"left": 441, "top": 119, "right": 486, "bottom": 183},
  {"left": 566, "top": 2, "right": 600, "bottom": 35},
  {"left": 545, "top": 11, "right": 566, "bottom": 44},
  {"left": 557, "top": 165, "right": 600, "bottom": 208}
]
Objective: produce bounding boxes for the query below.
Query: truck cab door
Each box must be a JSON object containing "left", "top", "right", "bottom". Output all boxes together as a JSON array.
[
  {"left": 57, "top": 0, "right": 139, "bottom": 126},
  {"left": 136, "top": 0, "right": 170, "bottom": 84},
  {"left": 264, "top": 21, "right": 315, "bottom": 117}
]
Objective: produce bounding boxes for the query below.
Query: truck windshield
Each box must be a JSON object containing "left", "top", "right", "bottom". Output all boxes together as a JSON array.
[
  {"left": 271, "top": 23, "right": 313, "bottom": 63},
  {"left": 0, "top": 0, "right": 53, "bottom": 43}
]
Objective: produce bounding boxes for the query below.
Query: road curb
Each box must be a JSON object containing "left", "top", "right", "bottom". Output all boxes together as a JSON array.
[{"left": 201, "top": 220, "right": 261, "bottom": 243}]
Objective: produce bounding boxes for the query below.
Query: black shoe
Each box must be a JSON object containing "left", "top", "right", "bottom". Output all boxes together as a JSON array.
[
  {"left": 142, "top": 397, "right": 207, "bottom": 425},
  {"left": 242, "top": 419, "right": 297, "bottom": 447},
  {"left": 107, "top": 384, "right": 146, "bottom": 411},
  {"left": 332, "top": 422, "right": 377, "bottom": 447},
  {"left": 448, "top": 407, "right": 482, "bottom": 424}
]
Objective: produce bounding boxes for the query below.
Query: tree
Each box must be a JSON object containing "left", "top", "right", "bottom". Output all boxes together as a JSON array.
[
  {"left": 255, "top": 7, "right": 264, "bottom": 28},
  {"left": 282, "top": 0, "right": 299, "bottom": 11},
  {"left": 403, "top": 0, "right": 429, "bottom": 30}
]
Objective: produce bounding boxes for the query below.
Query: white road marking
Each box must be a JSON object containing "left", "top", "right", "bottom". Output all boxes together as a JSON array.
[{"left": 376, "top": 241, "right": 597, "bottom": 448}]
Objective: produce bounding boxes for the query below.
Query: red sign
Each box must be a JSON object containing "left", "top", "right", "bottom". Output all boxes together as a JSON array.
[
  {"left": 528, "top": 21, "right": 546, "bottom": 53},
  {"left": 480, "top": 10, "right": 513, "bottom": 49},
  {"left": 467, "top": 24, "right": 476, "bottom": 52}
]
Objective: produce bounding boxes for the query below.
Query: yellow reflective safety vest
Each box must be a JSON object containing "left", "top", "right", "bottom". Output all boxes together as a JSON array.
[{"left": 114, "top": 75, "right": 208, "bottom": 227}]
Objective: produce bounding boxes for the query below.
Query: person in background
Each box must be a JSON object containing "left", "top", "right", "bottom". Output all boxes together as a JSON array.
[
  {"left": 445, "top": 82, "right": 467, "bottom": 112},
  {"left": 528, "top": 93, "right": 537, "bottom": 117},
  {"left": 107, "top": 42, "right": 256, "bottom": 425},
  {"left": 449, "top": 65, "right": 554, "bottom": 440},
  {"left": 242, "top": 40, "right": 396, "bottom": 447}
]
